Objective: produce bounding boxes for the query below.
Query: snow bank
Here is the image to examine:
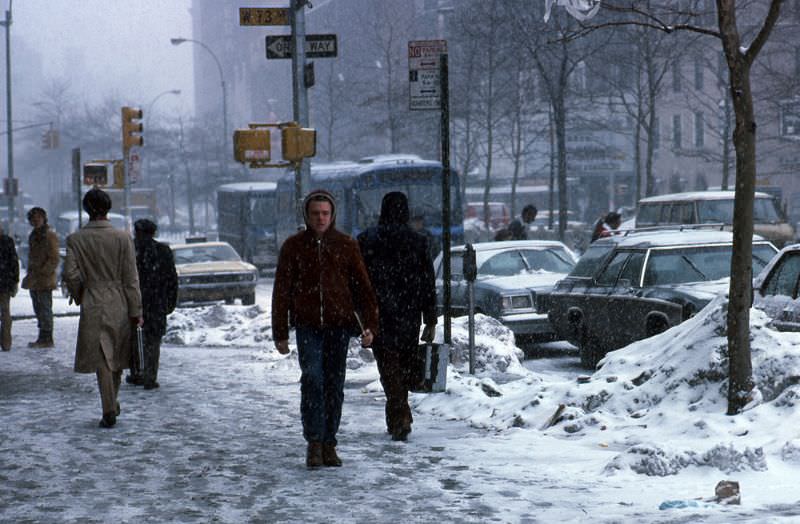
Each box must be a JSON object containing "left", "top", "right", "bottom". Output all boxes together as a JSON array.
[{"left": 414, "top": 295, "right": 800, "bottom": 476}]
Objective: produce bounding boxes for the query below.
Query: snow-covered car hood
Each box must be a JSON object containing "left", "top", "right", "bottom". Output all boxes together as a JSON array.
[
  {"left": 176, "top": 261, "right": 257, "bottom": 275},
  {"left": 476, "top": 271, "right": 566, "bottom": 293}
]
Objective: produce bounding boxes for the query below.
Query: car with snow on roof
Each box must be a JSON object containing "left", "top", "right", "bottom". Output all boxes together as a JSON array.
[
  {"left": 434, "top": 240, "right": 578, "bottom": 342},
  {"left": 754, "top": 243, "right": 800, "bottom": 331},
  {"left": 545, "top": 228, "right": 778, "bottom": 369},
  {"left": 171, "top": 241, "right": 258, "bottom": 306}
]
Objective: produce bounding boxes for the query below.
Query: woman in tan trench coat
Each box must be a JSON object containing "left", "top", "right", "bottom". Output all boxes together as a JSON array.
[{"left": 63, "top": 188, "right": 142, "bottom": 428}]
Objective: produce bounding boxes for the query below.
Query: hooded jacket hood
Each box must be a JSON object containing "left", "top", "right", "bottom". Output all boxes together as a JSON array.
[
  {"left": 378, "top": 191, "right": 409, "bottom": 226},
  {"left": 302, "top": 189, "right": 337, "bottom": 228}
]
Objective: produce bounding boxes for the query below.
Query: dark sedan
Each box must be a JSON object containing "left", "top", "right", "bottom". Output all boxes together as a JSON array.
[
  {"left": 546, "top": 230, "right": 778, "bottom": 368},
  {"left": 754, "top": 243, "right": 800, "bottom": 331},
  {"left": 434, "top": 240, "right": 577, "bottom": 342}
]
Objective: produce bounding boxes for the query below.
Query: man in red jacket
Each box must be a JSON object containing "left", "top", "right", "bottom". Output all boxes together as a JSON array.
[{"left": 272, "top": 189, "right": 379, "bottom": 469}]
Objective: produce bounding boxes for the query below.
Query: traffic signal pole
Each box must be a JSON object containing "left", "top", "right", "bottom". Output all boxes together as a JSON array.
[
  {"left": 291, "top": 0, "right": 311, "bottom": 228},
  {"left": 2, "top": 3, "right": 14, "bottom": 235}
]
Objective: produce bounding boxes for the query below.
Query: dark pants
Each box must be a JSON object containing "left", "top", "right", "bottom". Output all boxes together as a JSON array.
[
  {"left": 30, "top": 290, "right": 53, "bottom": 333},
  {"left": 296, "top": 326, "right": 350, "bottom": 445},
  {"left": 372, "top": 336, "right": 417, "bottom": 434},
  {"left": 129, "top": 323, "right": 163, "bottom": 385},
  {"left": 0, "top": 292, "right": 11, "bottom": 350}
]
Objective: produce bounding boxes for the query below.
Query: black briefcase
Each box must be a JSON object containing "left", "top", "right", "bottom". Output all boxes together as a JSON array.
[{"left": 410, "top": 343, "right": 448, "bottom": 393}]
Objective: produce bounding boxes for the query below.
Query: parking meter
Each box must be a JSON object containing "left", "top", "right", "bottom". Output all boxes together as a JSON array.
[
  {"left": 463, "top": 244, "right": 477, "bottom": 374},
  {"left": 463, "top": 244, "right": 477, "bottom": 282}
]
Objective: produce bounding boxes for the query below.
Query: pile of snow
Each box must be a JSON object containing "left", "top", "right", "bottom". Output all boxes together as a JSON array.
[
  {"left": 164, "top": 304, "right": 272, "bottom": 347},
  {"left": 413, "top": 296, "right": 800, "bottom": 476}
]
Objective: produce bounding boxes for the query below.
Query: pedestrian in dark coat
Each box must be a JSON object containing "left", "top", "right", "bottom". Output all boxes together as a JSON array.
[
  {"left": 63, "top": 188, "right": 143, "bottom": 428},
  {"left": 0, "top": 224, "right": 19, "bottom": 351},
  {"left": 22, "top": 207, "right": 59, "bottom": 348},
  {"left": 272, "top": 189, "right": 379, "bottom": 468},
  {"left": 357, "top": 191, "right": 437, "bottom": 442},
  {"left": 126, "top": 218, "right": 178, "bottom": 390}
]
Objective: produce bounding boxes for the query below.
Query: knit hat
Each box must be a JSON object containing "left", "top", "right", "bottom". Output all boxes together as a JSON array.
[
  {"left": 379, "top": 191, "right": 409, "bottom": 226},
  {"left": 302, "top": 189, "right": 337, "bottom": 226}
]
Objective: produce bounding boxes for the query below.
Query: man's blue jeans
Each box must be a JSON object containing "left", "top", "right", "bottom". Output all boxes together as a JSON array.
[{"left": 295, "top": 326, "right": 351, "bottom": 445}]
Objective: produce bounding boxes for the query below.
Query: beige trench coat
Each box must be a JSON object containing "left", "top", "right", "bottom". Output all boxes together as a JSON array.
[{"left": 63, "top": 220, "right": 142, "bottom": 373}]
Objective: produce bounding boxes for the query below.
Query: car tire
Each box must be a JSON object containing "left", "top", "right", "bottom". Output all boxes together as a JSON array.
[
  {"left": 241, "top": 292, "right": 256, "bottom": 306},
  {"left": 646, "top": 315, "right": 669, "bottom": 337},
  {"left": 579, "top": 335, "right": 605, "bottom": 370}
]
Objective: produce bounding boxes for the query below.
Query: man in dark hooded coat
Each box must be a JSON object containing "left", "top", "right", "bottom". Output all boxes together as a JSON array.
[{"left": 357, "top": 192, "right": 437, "bottom": 441}]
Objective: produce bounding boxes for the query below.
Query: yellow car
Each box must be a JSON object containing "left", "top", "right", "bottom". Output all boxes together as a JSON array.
[{"left": 172, "top": 241, "right": 258, "bottom": 305}]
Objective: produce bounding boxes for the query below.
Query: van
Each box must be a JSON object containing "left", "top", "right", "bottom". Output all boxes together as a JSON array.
[{"left": 635, "top": 190, "right": 795, "bottom": 246}]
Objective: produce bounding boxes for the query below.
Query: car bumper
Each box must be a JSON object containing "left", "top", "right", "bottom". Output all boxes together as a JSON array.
[
  {"left": 177, "top": 282, "right": 256, "bottom": 303},
  {"left": 499, "top": 311, "right": 554, "bottom": 338}
]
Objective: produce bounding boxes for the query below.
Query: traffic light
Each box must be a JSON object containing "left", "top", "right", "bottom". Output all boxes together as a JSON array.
[
  {"left": 122, "top": 106, "right": 144, "bottom": 150},
  {"left": 40, "top": 129, "right": 60, "bottom": 150},
  {"left": 281, "top": 123, "right": 316, "bottom": 162},
  {"left": 233, "top": 128, "right": 271, "bottom": 163}
]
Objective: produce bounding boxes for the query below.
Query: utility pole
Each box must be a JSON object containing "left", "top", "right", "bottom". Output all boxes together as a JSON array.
[
  {"left": 2, "top": 1, "right": 14, "bottom": 235},
  {"left": 291, "top": 0, "right": 311, "bottom": 227}
]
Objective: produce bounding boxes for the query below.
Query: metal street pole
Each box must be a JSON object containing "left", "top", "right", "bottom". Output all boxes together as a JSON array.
[
  {"left": 2, "top": 1, "right": 14, "bottom": 235},
  {"left": 144, "top": 89, "right": 181, "bottom": 185},
  {"left": 170, "top": 38, "right": 228, "bottom": 179},
  {"left": 291, "top": 0, "right": 311, "bottom": 228}
]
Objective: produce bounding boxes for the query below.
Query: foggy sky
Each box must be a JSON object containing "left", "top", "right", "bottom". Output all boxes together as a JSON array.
[{"left": 11, "top": 0, "right": 195, "bottom": 119}]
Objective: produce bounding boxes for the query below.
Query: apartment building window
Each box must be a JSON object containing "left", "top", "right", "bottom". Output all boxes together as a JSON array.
[
  {"left": 672, "top": 58, "right": 682, "bottom": 92},
  {"left": 694, "top": 58, "right": 704, "bottom": 90},
  {"left": 695, "top": 112, "right": 705, "bottom": 148},
  {"left": 673, "top": 114, "right": 682, "bottom": 149}
]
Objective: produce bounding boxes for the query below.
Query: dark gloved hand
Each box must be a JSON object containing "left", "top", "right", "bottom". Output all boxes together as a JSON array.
[{"left": 421, "top": 324, "right": 436, "bottom": 343}]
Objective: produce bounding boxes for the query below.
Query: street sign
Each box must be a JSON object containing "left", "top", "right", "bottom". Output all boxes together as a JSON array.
[
  {"left": 3, "top": 177, "right": 18, "bottom": 197},
  {"left": 408, "top": 40, "right": 447, "bottom": 111},
  {"left": 266, "top": 34, "right": 338, "bottom": 59},
  {"left": 239, "top": 7, "right": 290, "bottom": 26}
]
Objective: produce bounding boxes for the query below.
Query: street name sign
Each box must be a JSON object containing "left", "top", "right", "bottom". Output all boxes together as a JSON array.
[
  {"left": 266, "top": 34, "right": 338, "bottom": 59},
  {"left": 239, "top": 7, "right": 290, "bottom": 26},
  {"left": 408, "top": 39, "right": 447, "bottom": 111}
]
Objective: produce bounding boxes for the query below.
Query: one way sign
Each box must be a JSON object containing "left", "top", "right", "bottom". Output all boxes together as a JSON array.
[{"left": 266, "top": 34, "right": 338, "bottom": 59}]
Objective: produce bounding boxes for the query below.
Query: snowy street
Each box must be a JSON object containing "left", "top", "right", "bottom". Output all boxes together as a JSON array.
[{"left": 4, "top": 282, "right": 800, "bottom": 523}]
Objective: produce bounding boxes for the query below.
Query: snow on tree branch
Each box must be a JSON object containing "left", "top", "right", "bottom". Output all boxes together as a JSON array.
[{"left": 544, "top": 0, "right": 601, "bottom": 22}]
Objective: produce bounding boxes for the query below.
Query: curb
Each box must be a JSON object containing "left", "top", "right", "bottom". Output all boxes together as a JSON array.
[{"left": 11, "top": 312, "right": 81, "bottom": 321}]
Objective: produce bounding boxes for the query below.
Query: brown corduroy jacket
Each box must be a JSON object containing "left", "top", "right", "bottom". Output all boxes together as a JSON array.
[{"left": 271, "top": 227, "right": 379, "bottom": 342}]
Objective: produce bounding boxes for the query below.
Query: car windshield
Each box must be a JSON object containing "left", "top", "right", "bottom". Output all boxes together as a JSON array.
[
  {"left": 173, "top": 244, "right": 240, "bottom": 264},
  {"left": 570, "top": 243, "right": 615, "bottom": 277},
  {"left": 643, "top": 243, "right": 777, "bottom": 286}
]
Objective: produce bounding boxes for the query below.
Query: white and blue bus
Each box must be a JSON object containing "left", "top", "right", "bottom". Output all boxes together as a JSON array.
[
  {"left": 216, "top": 182, "right": 279, "bottom": 270},
  {"left": 275, "top": 155, "right": 464, "bottom": 254}
]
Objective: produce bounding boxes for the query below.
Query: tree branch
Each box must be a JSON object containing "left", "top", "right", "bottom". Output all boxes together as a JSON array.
[{"left": 743, "top": 0, "right": 784, "bottom": 66}]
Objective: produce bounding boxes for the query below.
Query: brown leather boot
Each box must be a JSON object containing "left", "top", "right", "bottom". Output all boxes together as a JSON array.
[
  {"left": 322, "top": 443, "right": 342, "bottom": 467},
  {"left": 306, "top": 442, "right": 323, "bottom": 468},
  {"left": 29, "top": 331, "right": 54, "bottom": 348}
]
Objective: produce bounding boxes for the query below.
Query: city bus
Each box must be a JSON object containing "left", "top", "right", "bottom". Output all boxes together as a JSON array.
[
  {"left": 275, "top": 155, "right": 464, "bottom": 255},
  {"left": 216, "top": 182, "right": 278, "bottom": 270}
]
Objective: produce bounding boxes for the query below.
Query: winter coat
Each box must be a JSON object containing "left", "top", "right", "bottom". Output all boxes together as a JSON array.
[
  {"left": 63, "top": 220, "right": 142, "bottom": 373},
  {"left": 24, "top": 225, "right": 59, "bottom": 291},
  {"left": 272, "top": 226, "right": 379, "bottom": 342},
  {"left": 0, "top": 233, "right": 19, "bottom": 293},
  {"left": 135, "top": 237, "right": 178, "bottom": 337},
  {"left": 358, "top": 224, "right": 436, "bottom": 346}
]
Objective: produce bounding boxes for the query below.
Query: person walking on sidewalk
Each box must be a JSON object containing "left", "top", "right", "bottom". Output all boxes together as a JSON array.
[
  {"left": 358, "top": 192, "right": 437, "bottom": 441},
  {"left": 126, "top": 218, "right": 178, "bottom": 390},
  {"left": 63, "top": 188, "right": 142, "bottom": 428},
  {"left": 272, "top": 189, "right": 379, "bottom": 468},
  {"left": 0, "top": 224, "right": 20, "bottom": 351},
  {"left": 22, "top": 207, "right": 59, "bottom": 348}
]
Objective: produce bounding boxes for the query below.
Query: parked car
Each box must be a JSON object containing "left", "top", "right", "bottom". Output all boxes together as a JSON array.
[
  {"left": 434, "top": 240, "right": 578, "bottom": 342},
  {"left": 546, "top": 229, "right": 778, "bottom": 369},
  {"left": 635, "top": 190, "right": 794, "bottom": 247},
  {"left": 754, "top": 243, "right": 800, "bottom": 331},
  {"left": 172, "top": 241, "right": 258, "bottom": 306}
]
